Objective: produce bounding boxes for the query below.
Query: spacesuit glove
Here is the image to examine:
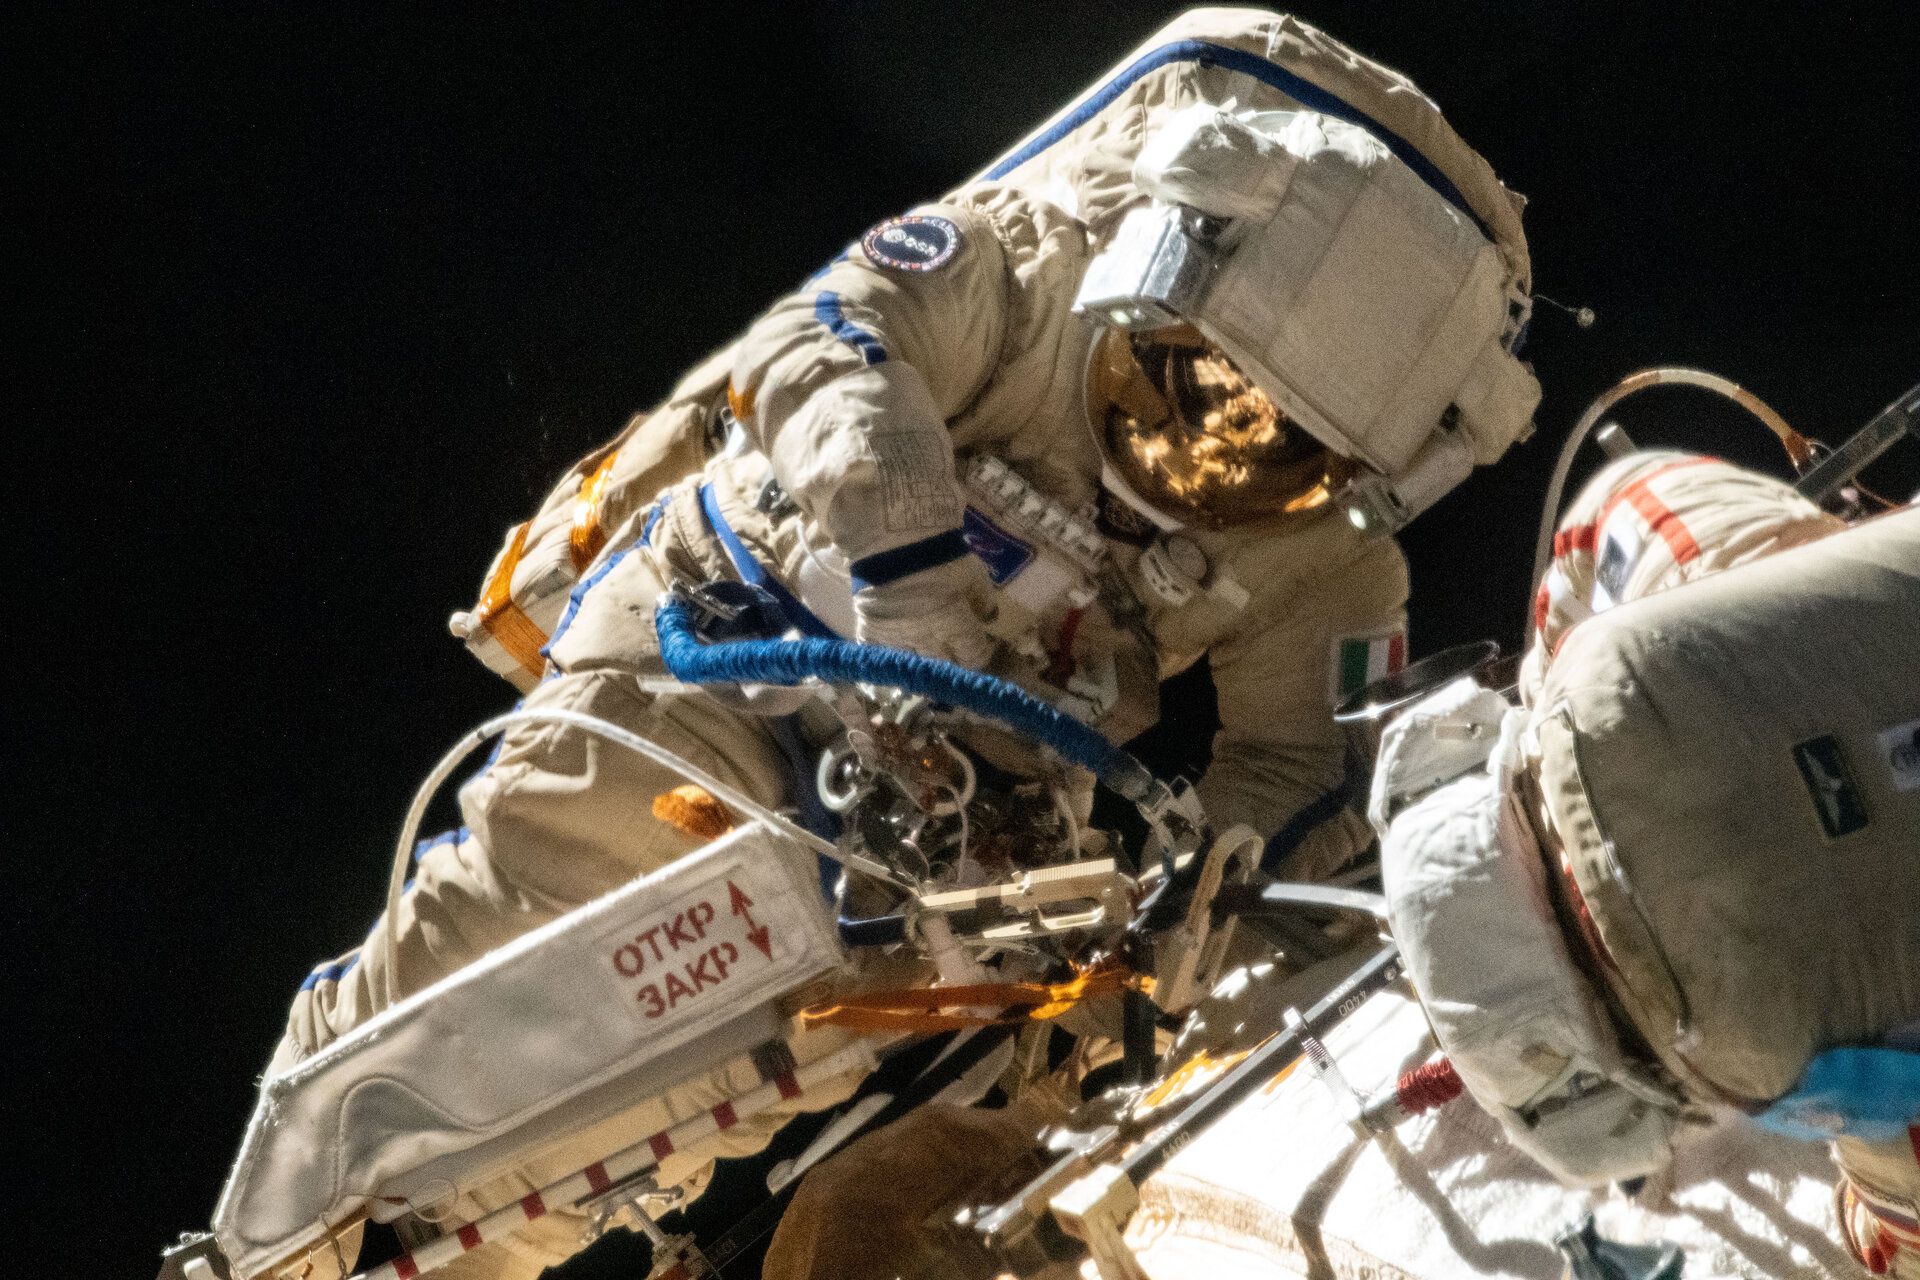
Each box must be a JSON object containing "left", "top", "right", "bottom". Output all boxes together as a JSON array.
[{"left": 853, "top": 554, "right": 996, "bottom": 670}]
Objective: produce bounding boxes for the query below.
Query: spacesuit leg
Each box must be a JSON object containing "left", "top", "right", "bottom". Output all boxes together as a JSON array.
[
  {"left": 278, "top": 542, "right": 872, "bottom": 1277},
  {"left": 435, "top": 659, "right": 869, "bottom": 1272},
  {"left": 283, "top": 662, "right": 787, "bottom": 1055}
]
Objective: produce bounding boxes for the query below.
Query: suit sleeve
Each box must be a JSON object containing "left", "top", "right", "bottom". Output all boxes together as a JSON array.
[
  {"left": 1195, "top": 532, "right": 1409, "bottom": 867},
  {"left": 727, "top": 205, "right": 1009, "bottom": 563}
]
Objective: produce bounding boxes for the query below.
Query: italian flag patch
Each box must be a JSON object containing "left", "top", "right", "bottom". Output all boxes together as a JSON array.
[{"left": 1334, "top": 632, "right": 1407, "bottom": 703}]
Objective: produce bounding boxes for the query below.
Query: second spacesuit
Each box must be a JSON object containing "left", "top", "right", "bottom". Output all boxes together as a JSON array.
[{"left": 1378, "top": 451, "right": 1920, "bottom": 1276}]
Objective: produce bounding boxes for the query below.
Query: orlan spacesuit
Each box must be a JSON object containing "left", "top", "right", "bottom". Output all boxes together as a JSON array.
[
  {"left": 260, "top": 11, "right": 1540, "bottom": 1278},
  {"left": 1375, "top": 453, "right": 1920, "bottom": 1275}
]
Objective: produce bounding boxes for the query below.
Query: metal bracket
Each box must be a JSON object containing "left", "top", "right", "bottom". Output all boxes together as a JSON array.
[
  {"left": 1556, "top": 1213, "right": 1684, "bottom": 1280},
  {"left": 154, "top": 1234, "right": 234, "bottom": 1280},
  {"left": 580, "top": 1174, "right": 711, "bottom": 1280},
  {"left": 1050, "top": 1164, "right": 1150, "bottom": 1280}
]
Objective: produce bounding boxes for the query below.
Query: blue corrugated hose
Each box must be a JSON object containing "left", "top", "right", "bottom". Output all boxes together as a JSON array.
[{"left": 654, "top": 592, "right": 1148, "bottom": 796}]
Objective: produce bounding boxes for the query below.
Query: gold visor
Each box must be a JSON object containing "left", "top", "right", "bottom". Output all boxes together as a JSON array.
[{"left": 1087, "top": 325, "right": 1349, "bottom": 530}]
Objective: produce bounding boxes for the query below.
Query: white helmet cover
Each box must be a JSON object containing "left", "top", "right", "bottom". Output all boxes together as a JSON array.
[{"left": 1076, "top": 104, "right": 1541, "bottom": 522}]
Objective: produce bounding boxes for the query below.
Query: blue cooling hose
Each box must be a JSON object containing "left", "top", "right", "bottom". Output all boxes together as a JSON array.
[{"left": 654, "top": 593, "right": 1150, "bottom": 798}]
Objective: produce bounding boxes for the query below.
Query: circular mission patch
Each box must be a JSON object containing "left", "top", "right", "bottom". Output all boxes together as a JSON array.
[{"left": 861, "top": 215, "right": 961, "bottom": 273}]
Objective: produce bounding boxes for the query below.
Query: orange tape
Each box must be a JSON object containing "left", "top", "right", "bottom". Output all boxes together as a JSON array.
[
  {"left": 568, "top": 451, "right": 621, "bottom": 573},
  {"left": 727, "top": 377, "right": 756, "bottom": 425},
  {"left": 474, "top": 522, "right": 549, "bottom": 682},
  {"left": 1139, "top": 1045, "right": 1249, "bottom": 1109},
  {"left": 800, "top": 958, "right": 1149, "bottom": 1032}
]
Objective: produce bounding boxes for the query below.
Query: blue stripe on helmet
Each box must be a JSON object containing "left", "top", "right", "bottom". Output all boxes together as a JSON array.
[{"left": 984, "top": 38, "right": 1491, "bottom": 243}]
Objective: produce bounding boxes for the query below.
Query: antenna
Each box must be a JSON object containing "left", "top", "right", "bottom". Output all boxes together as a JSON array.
[{"left": 1533, "top": 293, "right": 1597, "bottom": 329}]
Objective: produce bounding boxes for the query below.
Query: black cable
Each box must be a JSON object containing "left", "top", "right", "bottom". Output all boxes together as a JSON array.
[{"left": 700, "top": 1024, "right": 1018, "bottom": 1274}]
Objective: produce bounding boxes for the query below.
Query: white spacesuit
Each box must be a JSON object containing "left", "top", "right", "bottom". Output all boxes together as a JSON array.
[
  {"left": 268, "top": 11, "right": 1540, "bottom": 1277},
  {"left": 1377, "top": 452, "right": 1920, "bottom": 1276}
]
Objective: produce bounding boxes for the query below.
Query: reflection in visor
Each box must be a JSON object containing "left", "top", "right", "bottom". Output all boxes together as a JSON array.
[{"left": 1091, "top": 326, "right": 1347, "bottom": 530}]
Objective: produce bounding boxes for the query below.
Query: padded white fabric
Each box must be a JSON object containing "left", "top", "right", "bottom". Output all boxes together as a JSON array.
[
  {"left": 1530, "top": 507, "right": 1920, "bottom": 1103},
  {"left": 212, "top": 822, "right": 845, "bottom": 1278},
  {"left": 1375, "top": 681, "right": 1676, "bottom": 1186},
  {"left": 1183, "top": 111, "right": 1534, "bottom": 475},
  {"left": 1133, "top": 105, "right": 1299, "bottom": 222},
  {"left": 1126, "top": 990, "right": 1858, "bottom": 1280}
]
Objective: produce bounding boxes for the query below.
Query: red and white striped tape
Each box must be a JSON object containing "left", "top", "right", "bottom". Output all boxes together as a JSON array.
[{"left": 350, "top": 1041, "right": 877, "bottom": 1280}]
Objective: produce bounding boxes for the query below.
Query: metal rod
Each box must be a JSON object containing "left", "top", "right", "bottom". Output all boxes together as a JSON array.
[
  {"left": 1117, "top": 942, "right": 1402, "bottom": 1187},
  {"left": 1795, "top": 379, "right": 1920, "bottom": 504},
  {"left": 1210, "top": 881, "right": 1389, "bottom": 923}
]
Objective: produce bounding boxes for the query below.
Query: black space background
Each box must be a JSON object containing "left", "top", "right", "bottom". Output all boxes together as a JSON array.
[{"left": 8, "top": 4, "right": 1919, "bottom": 1277}]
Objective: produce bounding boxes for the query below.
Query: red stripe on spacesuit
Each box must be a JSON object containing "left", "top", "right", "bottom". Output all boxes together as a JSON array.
[
  {"left": 1387, "top": 633, "right": 1405, "bottom": 672},
  {"left": 393, "top": 1256, "right": 420, "bottom": 1280},
  {"left": 776, "top": 1070, "right": 802, "bottom": 1100},
  {"left": 712, "top": 1100, "right": 739, "bottom": 1130},
  {"left": 456, "top": 1224, "right": 482, "bottom": 1252},
  {"left": 1552, "top": 457, "right": 1713, "bottom": 573},
  {"left": 520, "top": 1191, "right": 547, "bottom": 1220},
  {"left": 1593, "top": 457, "right": 1710, "bottom": 557},
  {"left": 1553, "top": 524, "right": 1598, "bottom": 559},
  {"left": 1617, "top": 483, "right": 1701, "bottom": 565},
  {"left": 585, "top": 1161, "right": 611, "bottom": 1194},
  {"left": 1538, "top": 457, "right": 1716, "bottom": 651},
  {"left": 650, "top": 1130, "right": 674, "bottom": 1162}
]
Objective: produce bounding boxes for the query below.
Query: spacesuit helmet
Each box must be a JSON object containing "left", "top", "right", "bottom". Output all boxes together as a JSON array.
[{"left": 1075, "top": 106, "right": 1541, "bottom": 534}]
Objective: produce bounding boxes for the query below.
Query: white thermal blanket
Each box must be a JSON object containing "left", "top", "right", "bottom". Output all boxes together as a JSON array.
[{"left": 1125, "top": 992, "right": 1856, "bottom": 1280}]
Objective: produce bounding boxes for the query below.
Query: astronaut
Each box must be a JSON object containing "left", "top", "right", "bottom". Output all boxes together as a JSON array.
[
  {"left": 270, "top": 11, "right": 1540, "bottom": 1277},
  {"left": 1377, "top": 447, "right": 1919, "bottom": 1276}
]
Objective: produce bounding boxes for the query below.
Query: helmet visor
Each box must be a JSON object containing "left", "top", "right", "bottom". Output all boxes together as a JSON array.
[{"left": 1090, "top": 325, "right": 1346, "bottom": 530}]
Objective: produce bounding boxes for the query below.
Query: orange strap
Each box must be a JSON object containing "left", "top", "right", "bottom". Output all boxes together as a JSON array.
[
  {"left": 474, "top": 521, "right": 550, "bottom": 682},
  {"left": 799, "top": 959, "right": 1149, "bottom": 1032},
  {"left": 569, "top": 450, "right": 622, "bottom": 573}
]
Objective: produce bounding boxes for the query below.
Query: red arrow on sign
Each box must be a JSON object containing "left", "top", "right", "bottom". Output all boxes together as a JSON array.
[
  {"left": 729, "top": 880, "right": 772, "bottom": 958},
  {"left": 728, "top": 880, "right": 758, "bottom": 928}
]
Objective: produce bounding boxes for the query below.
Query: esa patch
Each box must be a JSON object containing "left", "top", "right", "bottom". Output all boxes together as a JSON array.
[
  {"left": 862, "top": 215, "right": 960, "bottom": 273},
  {"left": 1793, "top": 734, "right": 1868, "bottom": 838}
]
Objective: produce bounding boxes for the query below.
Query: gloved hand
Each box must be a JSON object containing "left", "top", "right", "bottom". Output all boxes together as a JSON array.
[{"left": 852, "top": 554, "right": 996, "bottom": 669}]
